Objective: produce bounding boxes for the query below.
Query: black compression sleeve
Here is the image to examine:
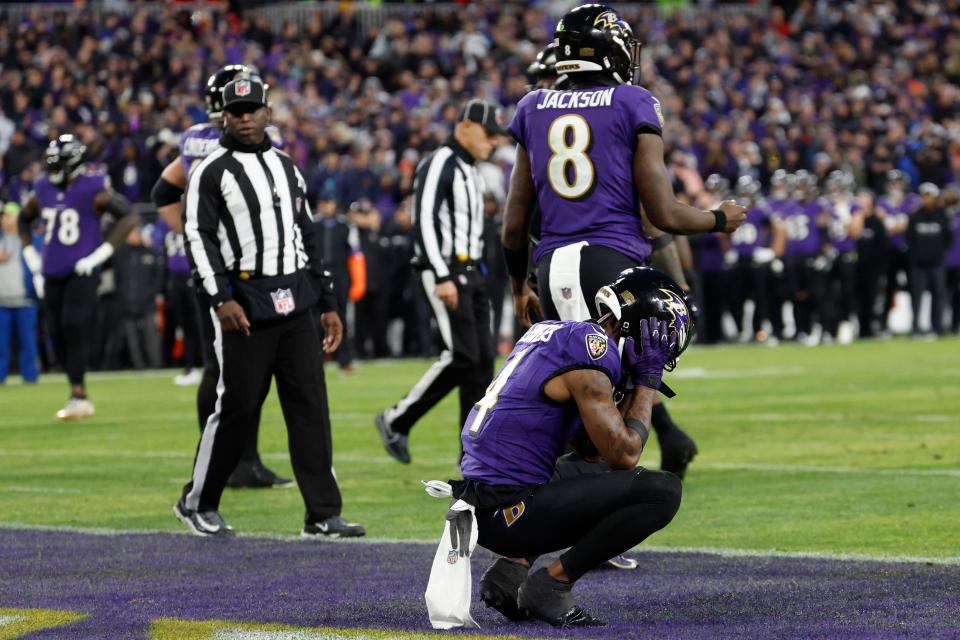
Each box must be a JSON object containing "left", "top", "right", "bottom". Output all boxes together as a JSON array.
[
  {"left": 102, "top": 192, "right": 133, "bottom": 217},
  {"left": 650, "top": 233, "right": 674, "bottom": 251},
  {"left": 625, "top": 418, "right": 650, "bottom": 447},
  {"left": 152, "top": 176, "right": 184, "bottom": 208},
  {"left": 504, "top": 245, "right": 529, "bottom": 281}
]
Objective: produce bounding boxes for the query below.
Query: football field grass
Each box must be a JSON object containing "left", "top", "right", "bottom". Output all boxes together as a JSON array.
[{"left": 1, "top": 336, "right": 959, "bottom": 559}]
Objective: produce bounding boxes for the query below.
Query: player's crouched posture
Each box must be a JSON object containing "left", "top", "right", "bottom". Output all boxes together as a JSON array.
[{"left": 452, "top": 267, "right": 691, "bottom": 627}]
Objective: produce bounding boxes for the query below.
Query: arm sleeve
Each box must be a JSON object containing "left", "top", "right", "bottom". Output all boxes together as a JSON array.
[
  {"left": 183, "top": 162, "right": 231, "bottom": 308},
  {"left": 293, "top": 166, "right": 338, "bottom": 313},
  {"left": 412, "top": 152, "right": 453, "bottom": 281}
]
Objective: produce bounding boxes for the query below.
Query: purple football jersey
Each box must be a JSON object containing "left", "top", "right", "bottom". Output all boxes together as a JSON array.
[
  {"left": 179, "top": 123, "right": 284, "bottom": 176},
  {"left": 696, "top": 233, "right": 725, "bottom": 273},
  {"left": 460, "top": 320, "right": 622, "bottom": 487},
  {"left": 153, "top": 219, "right": 190, "bottom": 275},
  {"left": 828, "top": 199, "right": 858, "bottom": 253},
  {"left": 775, "top": 198, "right": 823, "bottom": 258},
  {"left": 730, "top": 201, "right": 772, "bottom": 256},
  {"left": 34, "top": 173, "right": 108, "bottom": 276},
  {"left": 946, "top": 210, "right": 960, "bottom": 269},
  {"left": 509, "top": 84, "right": 664, "bottom": 265},
  {"left": 878, "top": 194, "right": 919, "bottom": 250}
]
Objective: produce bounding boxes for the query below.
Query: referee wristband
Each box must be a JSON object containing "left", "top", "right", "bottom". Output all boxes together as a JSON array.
[{"left": 711, "top": 208, "right": 727, "bottom": 233}]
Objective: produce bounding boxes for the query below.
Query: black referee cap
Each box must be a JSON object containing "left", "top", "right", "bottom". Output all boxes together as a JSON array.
[
  {"left": 458, "top": 99, "right": 509, "bottom": 135},
  {"left": 222, "top": 76, "right": 268, "bottom": 111}
]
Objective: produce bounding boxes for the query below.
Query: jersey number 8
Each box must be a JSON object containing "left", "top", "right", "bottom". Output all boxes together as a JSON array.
[{"left": 547, "top": 114, "right": 594, "bottom": 200}]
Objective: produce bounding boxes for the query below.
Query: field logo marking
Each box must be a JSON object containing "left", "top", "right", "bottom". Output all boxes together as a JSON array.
[{"left": 0, "top": 608, "right": 87, "bottom": 639}]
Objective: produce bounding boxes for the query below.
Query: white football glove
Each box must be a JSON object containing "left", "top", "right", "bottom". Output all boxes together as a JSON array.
[
  {"left": 22, "top": 245, "right": 45, "bottom": 299},
  {"left": 74, "top": 242, "right": 115, "bottom": 276}
]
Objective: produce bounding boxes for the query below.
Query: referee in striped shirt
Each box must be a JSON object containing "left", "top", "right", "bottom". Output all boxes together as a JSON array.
[
  {"left": 174, "top": 75, "right": 364, "bottom": 538},
  {"left": 376, "top": 100, "right": 507, "bottom": 464}
]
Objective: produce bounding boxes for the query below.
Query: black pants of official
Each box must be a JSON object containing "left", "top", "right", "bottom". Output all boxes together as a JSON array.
[
  {"left": 182, "top": 310, "right": 342, "bottom": 522},
  {"left": 164, "top": 274, "right": 202, "bottom": 369},
  {"left": 44, "top": 273, "right": 97, "bottom": 387},
  {"left": 909, "top": 263, "right": 947, "bottom": 334},
  {"left": 197, "top": 291, "right": 262, "bottom": 465},
  {"left": 387, "top": 264, "right": 494, "bottom": 437},
  {"left": 475, "top": 470, "right": 681, "bottom": 582}
]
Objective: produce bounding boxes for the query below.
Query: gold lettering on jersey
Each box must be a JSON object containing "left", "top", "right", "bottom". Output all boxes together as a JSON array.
[
  {"left": 502, "top": 502, "right": 526, "bottom": 527},
  {"left": 536, "top": 88, "right": 614, "bottom": 110}
]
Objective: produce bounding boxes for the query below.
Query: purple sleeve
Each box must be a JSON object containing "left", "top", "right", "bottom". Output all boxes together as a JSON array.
[
  {"left": 619, "top": 85, "right": 664, "bottom": 138},
  {"left": 507, "top": 92, "right": 534, "bottom": 146}
]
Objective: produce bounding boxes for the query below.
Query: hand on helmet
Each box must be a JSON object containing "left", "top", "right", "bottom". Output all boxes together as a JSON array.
[{"left": 623, "top": 318, "right": 678, "bottom": 390}]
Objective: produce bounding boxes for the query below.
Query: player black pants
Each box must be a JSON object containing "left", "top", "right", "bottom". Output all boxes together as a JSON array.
[
  {"left": 885, "top": 246, "right": 910, "bottom": 324},
  {"left": 856, "top": 259, "right": 885, "bottom": 337},
  {"left": 387, "top": 263, "right": 494, "bottom": 437},
  {"left": 44, "top": 273, "right": 97, "bottom": 387},
  {"left": 783, "top": 255, "right": 825, "bottom": 336},
  {"left": 823, "top": 253, "right": 857, "bottom": 337},
  {"left": 472, "top": 470, "right": 681, "bottom": 582},
  {"left": 182, "top": 310, "right": 342, "bottom": 523},
  {"left": 197, "top": 290, "right": 262, "bottom": 465},
  {"left": 537, "top": 243, "right": 636, "bottom": 322},
  {"left": 947, "top": 267, "right": 960, "bottom": 333},
  {"left": 909, "top": 263, "right": 947, "bottom": 335},
  {"left": 727, "top": 257, "right": 771, "bottom": 335}
]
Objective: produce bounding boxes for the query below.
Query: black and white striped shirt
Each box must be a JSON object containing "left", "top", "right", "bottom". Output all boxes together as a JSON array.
[
  {"left": 413, "top": 136, "right": 486, "bottom": 282},
  {"left": 183, "top": 133, "right": 324, "bottom": 308}
]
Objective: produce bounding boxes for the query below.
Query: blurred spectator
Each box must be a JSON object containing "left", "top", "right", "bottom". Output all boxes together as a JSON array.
[
  {"left": 313, "top": 191, "right": 360, "bottom": 371},
  {"left": 854, "top": 190, "right": 888, "bottom": 338},
  {"left": 0, "top": 202, "right": 39, "bottom": 383},
  {"left": 349, "top": 199, "right": 390, "bottom": 359},
  {"left": 945, "top": 187, "right": 960, "bottom": 334},
  {"left": 107, "top": 226, "right": 163, "bottom": 369},
  {"left": 381, "top": 197, "right": 432, "bottom": 357},
  {"left": 907, "top": 183, "right": 953, "bottom": 336}
]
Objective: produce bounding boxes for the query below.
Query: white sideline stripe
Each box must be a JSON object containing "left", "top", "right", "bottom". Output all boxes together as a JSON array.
[
  {"left": 5, "top": 485, "right": 82, "bottom": 494},
  {"left": 697, "top": 462, "right": 960, "bottom": 478},
  {"left": 670, "top": 366, "right": 807, "bottom": 378},
  {"left": 0, "top": 449, "right": 958, "bottom": 478},
  {"left": 1, "top": 521, "right": 958, "bottom": 567}
]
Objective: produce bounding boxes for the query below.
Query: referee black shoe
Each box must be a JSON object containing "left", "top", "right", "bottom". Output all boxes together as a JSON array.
[
  {"left": 659, "top": 427, "right": 698, "bottom": 480},
  {"left": 173, "top": 498, "right": 235, "bottom": 537},
  {"left": 226, "top": 460, "right": 294, "bottom": 489},
  {"left": 375, "top": 412, "right": 410, "bottom": 464},
  {"left": 517, "top": 568, "right": 604, "bottom": 627},
  {"left": 301, "top": 515, "right": 366, "bottom": 539},
  {"left": 479, "top": 558, "right": 530, "bottom": 621}
]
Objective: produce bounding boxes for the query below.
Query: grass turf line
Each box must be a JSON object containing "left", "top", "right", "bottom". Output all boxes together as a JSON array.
[{"left": 0, "top": 337, "right": 957, "bottom": 557}]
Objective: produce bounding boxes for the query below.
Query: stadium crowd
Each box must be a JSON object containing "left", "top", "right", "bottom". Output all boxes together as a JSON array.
[{"left": 1, "top": 0, "right": 960, "bottom": 380}]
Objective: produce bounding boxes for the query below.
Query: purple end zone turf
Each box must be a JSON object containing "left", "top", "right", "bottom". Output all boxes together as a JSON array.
[{"left": 2, "top": 528, "right": 959, "bottom": 639}]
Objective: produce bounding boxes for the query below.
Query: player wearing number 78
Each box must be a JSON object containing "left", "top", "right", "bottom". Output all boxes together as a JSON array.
[{"left": 19, "top": 134, "right": 138, "bottom": 420}]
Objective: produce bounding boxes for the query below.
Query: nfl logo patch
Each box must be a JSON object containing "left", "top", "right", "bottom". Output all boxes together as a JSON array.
[
  {"left": 586, "top": 333, "right": 607, "bottom": 359},
  {"left": 447, "top": 549, "right": 459, "bottom": 565},
  {"left": 235, "top": 80, "right": 251, "bottom": 96},
  {"left": 271, "top": 288, "right": 296, "bottom": 315},
  {"left": 561, "top": 287, "right": 572, "bottom": 300}
]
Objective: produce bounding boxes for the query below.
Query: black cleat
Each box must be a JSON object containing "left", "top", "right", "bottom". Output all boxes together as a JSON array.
[
  {"left": 173, "top": 498, "right": 235, "bottom": 537},
  {"left": 302, "top": 515, "right": 366, "bottom": 539},
  {"left": 375, "top": 412, "right": 410, "bottom": 464},
  {"left": 226, "top": 460, "right": 294, "bottom": 489},
  {"left": 479, "top": 559, "right": 530, "bottom": 621},
  {"left": 659, "top": 426, "right": 698, "bottom": 480},
  {"left": 517, "top": 568, "right": 605, "bottom": 627}
]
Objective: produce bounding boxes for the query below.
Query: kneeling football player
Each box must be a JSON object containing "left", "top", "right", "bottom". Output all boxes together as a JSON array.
[{"left": 451, "top": 267, "right": 691, "bottom": 626}]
